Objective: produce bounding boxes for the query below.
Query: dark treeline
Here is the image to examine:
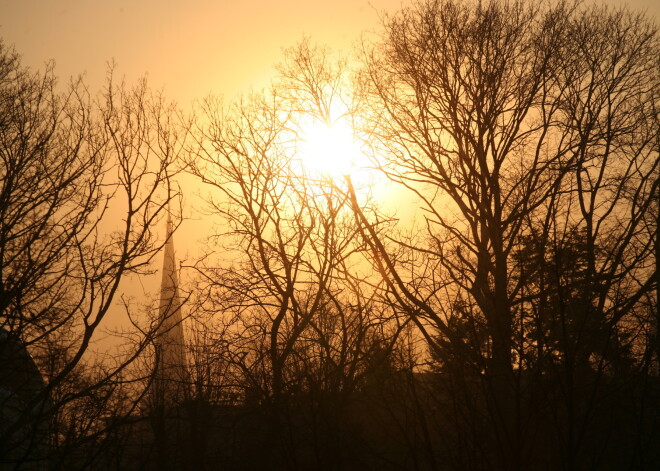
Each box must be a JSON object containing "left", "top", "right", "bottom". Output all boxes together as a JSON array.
[{"left": 1, "top": 1, "right": 658, "bottom": 470}]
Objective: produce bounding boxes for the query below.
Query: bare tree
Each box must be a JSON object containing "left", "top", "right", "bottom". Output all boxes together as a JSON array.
[
  {"left": 0, "top": 43, "right": 186, "bottom": 469},
  {"left": 354, "top": 1, "right": 659, "bottom": 469},
  {"left": 185, "top": 40, "right": 411, "bottom": 469}
]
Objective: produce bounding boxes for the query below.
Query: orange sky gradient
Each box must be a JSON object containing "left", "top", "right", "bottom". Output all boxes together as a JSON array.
[
  {"left": 1, "top": 0, "right": 658, "bottom": 346},
  {"left": 3, "top": 1, "right": 656, "bottom": 105},
  {"left": 0, "top": 0, "right": 404, "bottom": 104}
]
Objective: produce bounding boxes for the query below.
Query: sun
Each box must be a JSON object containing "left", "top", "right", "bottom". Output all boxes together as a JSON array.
[{"left": 297, "top": 116, "right": 364, "bottom": 179}]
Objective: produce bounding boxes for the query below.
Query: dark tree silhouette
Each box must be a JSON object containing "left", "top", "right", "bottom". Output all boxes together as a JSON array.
[
  {"left": 352, "top": 0, "right": 659, "bottom": 469},
  {"left": 2, "top": 1, "right": 658, "bottom": 470},
  {"left": 185, "top": 40, "right": 410, "bottom": 470},
  {"left": 0, "top": 43, "right": 186, "bottom": 469}
]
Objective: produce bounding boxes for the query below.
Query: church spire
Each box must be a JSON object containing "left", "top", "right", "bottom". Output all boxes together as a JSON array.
[{"left": 152, "top": 215, "right": 187, "bottom": 404}]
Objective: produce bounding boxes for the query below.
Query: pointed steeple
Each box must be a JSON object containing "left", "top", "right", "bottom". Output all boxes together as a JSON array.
[{"left": 153, "top": 215, "right": 187, "bottom": 404}]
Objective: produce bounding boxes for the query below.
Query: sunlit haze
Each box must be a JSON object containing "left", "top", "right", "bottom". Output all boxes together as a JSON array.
[
  {"left": 1, "top": 0, "right": 655, "bottom": 296},
  {"left": 0, "top": 0, "right": 403, "bottom": 104},
  {"left": 2, "top": 0, "right": 659, "bottom": 468},
  {"left": 2, "top": 1, "right": 656, "bottom": 106}
]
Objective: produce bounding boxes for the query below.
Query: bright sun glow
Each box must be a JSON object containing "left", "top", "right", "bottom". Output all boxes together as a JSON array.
[{"left": 297, "top": 116, "right": 364, "bottom": 178}]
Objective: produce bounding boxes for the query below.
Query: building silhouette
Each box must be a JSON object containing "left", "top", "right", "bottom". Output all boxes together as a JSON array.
[
  {"left": 141, "top": 217, "right": 190, "bottom": 470},
  {"left": 152, "top": 216, "right": 188, "bottom": 406},
  {"left": 0, "top": 329, "right": 50, "bottom": 469}
]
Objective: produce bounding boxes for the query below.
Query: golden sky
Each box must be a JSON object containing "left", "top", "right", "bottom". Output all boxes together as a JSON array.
[
  {"left": 2, "top": 0, "right": 655, "bottom": 105},
  {"left": 0, "top": 0, "right": 404, "bottom": 103},
  {"left": 0, "top": 0, "right": 405, "bottom": 264},
  {"left": 2, "top": 0, "right": 658, "bottom": 249},
  {"left": 2, "top": 0, "right": 658, "bottom": 260},
  {"left": 1, "top": 0, "right": 658, "bottom": 341}
]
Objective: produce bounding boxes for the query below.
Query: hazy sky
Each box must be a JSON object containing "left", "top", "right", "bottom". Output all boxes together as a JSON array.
[
  {"left": 1, "top": 0, "right": 657, "bottom": 338},
  {"left": 2, "top": 0, "right": 657, "bottom": 105},
  {"left": 0, "top": 0, "right": 402, "bottom": 103}
]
